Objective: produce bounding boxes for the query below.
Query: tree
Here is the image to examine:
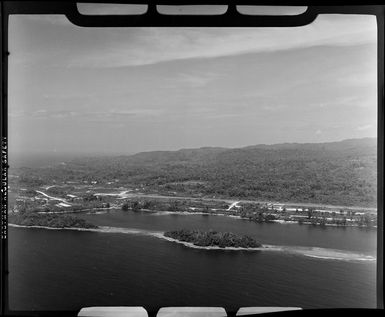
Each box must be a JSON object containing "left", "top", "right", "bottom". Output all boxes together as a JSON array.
[
  {"left": 256, "top": 212, "right": 264, "bottom": 223},
  {"left": 363, "top": 214, "right": 371, "bottom": 227},
  {"left": 142, "top": 200, "right": 154, "bottom": 210},
  {"left": 131, "top": 200, "right": 141, "bottom": 212},
  {"left": 265, "top": 214, "right": 277, "bottom": 222},
  {"left": 169, "top": 200, "right": 179, "bottom": 212},
  {"left": 84, "top": 194, "right": 97, "bottom": 202}
]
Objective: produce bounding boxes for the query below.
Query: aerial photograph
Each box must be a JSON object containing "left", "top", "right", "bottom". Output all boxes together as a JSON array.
[{"left": 7, "top": 10, "right": 377, "bottom": 312}]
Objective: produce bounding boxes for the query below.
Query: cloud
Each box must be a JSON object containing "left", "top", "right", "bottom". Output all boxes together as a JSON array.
[
  {"left": 175, "top": 71, "right": 220, "bottom": 88},
  {"left": 72, "top": 17, "right": 377, "bottom": 68},
  {"left": 12, "top": 14, "right": 377, "bottom": 69},
  {"left": 9, "top": 108, "right": 163, "bottom": 120},
  {"left": 357, "top": 124, "right": 373, "bottom": 131},
  {"left": 338, "top": 71, "right": 377, "bottom": 87},
  {"left": 262, "top": 104, "right": 288, "bottom": 112},
  {"left": 105, "top": 108, "right": 164, "bottom": 117},
  {"left": 317, "top": 95, "right": 376, "bottom": 109}
]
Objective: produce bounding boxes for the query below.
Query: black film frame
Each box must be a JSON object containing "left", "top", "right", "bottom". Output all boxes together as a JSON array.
[{"left": 0, "top": 1, "right": 384, "bottom": 316}]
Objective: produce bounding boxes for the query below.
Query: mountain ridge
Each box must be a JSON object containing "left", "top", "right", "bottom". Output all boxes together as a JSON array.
[{"left": 14, "top": 138, "right": 377, "bottom": 208}]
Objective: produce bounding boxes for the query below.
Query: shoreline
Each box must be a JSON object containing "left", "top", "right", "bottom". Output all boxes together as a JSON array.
[
  {"left": 145, "top": 210, "right": 376, "bottom": 229},
  {"left": 8, "top": 224, "right": 376, "bottom": 262},
  {"left": 9, "top": 223, "right": 101, "bottom": 232},
  {"left": 8, "top": 223, "right": 283, "bottom": 252},
  {"left": 14, "top": 206, "right": 377, "bottom": 229},
  {"left": 8, "top": 223, "right": 266, "bottom": 251},
  {"left": 157, "top": 233, "right": 268, "bottom": 251}
]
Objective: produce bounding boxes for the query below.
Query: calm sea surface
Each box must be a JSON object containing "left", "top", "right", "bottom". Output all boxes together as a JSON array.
[{"left": 8, "top": 210, "right": 377, "bottom": 311}]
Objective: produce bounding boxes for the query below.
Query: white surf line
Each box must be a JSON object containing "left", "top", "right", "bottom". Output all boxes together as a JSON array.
[
  {"left": 9, "top": 224, "right": 376, "bottom": 262},
  {"left": 9, "top": 223, "right": 96, "bottom": 231},
  {"left": 86, "top": 211, "right": 109, "bottom": 215},
  {"left": 154, "top": 233, "right": 269, "bottom": 251},
  {"left": 35, "top": 190, "right": 71, "bottom": 204},
  {"left": 160, "top": 239, "right": 376, "bottom": 261},
  {"left": 9, "top": 224, "right": 152, "bottom": 235},
  {"left": 281, "top": 246, "right": 376, "bottom": 262}
]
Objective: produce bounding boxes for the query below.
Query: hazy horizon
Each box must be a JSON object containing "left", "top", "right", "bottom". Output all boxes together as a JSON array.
[
  {"left": 8, "top": 14, "right": 377, "bottom": 156},
  {"left": 10, "top": 136, "right": 377, "bottom": 159}
]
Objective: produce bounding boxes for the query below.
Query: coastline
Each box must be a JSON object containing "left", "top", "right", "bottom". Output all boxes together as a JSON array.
[
  {"left": 18, "top": 189, "right": 376, "bottom": 229},
  {"left": 146, "top": 210, "right": 376, "bottom": 229},
  {"left": 8, "top": 223, "right": 268, "bottom": 251},
  {"left": 8, "top": 224, "right": 376, "bottom": 262},
  {"left": 15, "top": 205, "right": 377, "bottom": 229},
  {"left": 8, "top": 223, "right": 101, "bottom": 232}
]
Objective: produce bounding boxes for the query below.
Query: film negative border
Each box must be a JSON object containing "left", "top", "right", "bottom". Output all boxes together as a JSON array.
[{"left": 0, "top": 2, "right": 384, "bottom": 317}]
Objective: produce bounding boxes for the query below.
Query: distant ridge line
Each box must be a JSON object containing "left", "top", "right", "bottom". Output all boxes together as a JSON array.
[{"left": 129, "top": 137, "right": 376, "bottom": 157}]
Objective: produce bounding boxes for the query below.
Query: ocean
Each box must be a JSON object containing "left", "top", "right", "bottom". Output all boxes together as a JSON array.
[{"left": 8, "top": 210, "right": 377, "bottom": 312}]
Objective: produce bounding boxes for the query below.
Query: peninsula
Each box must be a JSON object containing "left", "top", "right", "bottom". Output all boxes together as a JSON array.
[{"left": 9, "top": 212, "right": 98, "bottom": 229}]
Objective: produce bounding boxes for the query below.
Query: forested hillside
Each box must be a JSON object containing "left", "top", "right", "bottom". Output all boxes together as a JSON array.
[{"left": 14, "top": 138, "right": 377, "bottom": 207}]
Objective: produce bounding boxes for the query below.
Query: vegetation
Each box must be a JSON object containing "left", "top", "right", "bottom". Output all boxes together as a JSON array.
[
  {"left": 12, "top": 138, "right": 377, "bottom": 207},
  {"left": 131, "top": 201, "right": 141, "bottom": 212},
  {"left": 164, "top": 229, "right": 262, "bottom": 248},
  {"left": 121, "top": 200, "right": 141, "bottom": 212},
  {"left": 9, "top": 213, "right": 98, "bottom": 229}
]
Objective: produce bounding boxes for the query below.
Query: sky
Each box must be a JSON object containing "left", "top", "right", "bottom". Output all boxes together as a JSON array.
[{"left": 8, "top": 13, "right": 377, "bottom": 156}]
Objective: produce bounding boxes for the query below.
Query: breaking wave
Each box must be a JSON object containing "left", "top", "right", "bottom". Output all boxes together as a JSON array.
[
  {"left": 10, "top": 224, "right": 376, "bottom": 262},
  {"left": 286, "top": 247, "right": 376, "bottom": 262}
]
